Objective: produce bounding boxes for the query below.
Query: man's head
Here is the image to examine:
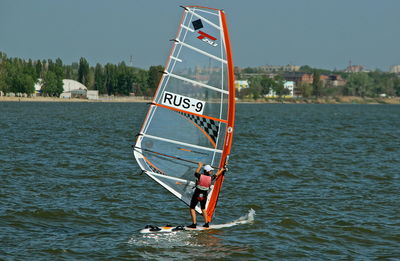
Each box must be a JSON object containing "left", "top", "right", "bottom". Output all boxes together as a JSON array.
[{"left": 203, "top": 164, "right": 214, "bottom": 173}]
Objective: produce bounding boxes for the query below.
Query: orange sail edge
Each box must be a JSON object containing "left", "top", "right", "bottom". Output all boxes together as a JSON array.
[
  {"left": 205, "top": 175, "right": 225, "bottom": 222},
  {"left": 205, "top": 10, "right": 235, "bottom": 223}
]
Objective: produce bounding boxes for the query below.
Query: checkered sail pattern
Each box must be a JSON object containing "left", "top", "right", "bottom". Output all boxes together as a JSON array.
[
  {"left": 179, "top": 112, "right": 219, "bottom": 144},
  {"left": 148, "top": 161, "right": 165, "bottom": 175}
]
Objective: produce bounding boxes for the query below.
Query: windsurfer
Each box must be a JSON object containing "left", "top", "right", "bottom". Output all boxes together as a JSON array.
[{"left": 187, "top": 162, "right": 225, "bottom": 228}]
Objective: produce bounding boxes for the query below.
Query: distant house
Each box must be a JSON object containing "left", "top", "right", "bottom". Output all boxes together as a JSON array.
[
  {"left": 34, "top": 78, "right": 43, "bottom": 96},
  {"left": 326, "top": 74, "right": 346, "bottom": 87},
  {"left": 234, "top": 80, "right": 249, "bottom": 91},
  {"left": 60, "top": 79, "right": 88, "bottom": 98},
  {"left": 87, "top": 90, "right": 99, "bottom": 100},
  {"left": 265, "top": 81, "right": 295, "bottom": 98},
  {"left": 345, "top": 65, "right": 365, "bottom": 73},
  {"left": 390, "top": 65, "right": 400, "bottom": 74},
  {"left": 256, "top": 64, "right": 300, "bottom": 72},
  {"left": 284, "top": 72, "right": 313, "bottom": 85},
  {"left": 284, "top": 81, "right": 295, "bottom": 96}
]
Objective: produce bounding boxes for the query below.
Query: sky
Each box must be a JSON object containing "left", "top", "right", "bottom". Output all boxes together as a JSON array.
[{"left": 1, "top": 0, "right": 400, "bottom": 71}]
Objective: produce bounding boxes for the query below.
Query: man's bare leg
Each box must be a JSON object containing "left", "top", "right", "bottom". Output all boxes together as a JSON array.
[
  {"left": 202, "top": 209, "right": 208, "bottom": 224},
  {"left": 190, "top": 208, "right": 197, "bottom": 224}
]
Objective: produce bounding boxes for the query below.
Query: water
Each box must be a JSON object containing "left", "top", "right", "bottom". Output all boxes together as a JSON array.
[{"left": 1, "top": 102, "right": 400, "bottom": 260}]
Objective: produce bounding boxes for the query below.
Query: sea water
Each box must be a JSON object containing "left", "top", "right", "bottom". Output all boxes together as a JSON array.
[{"left": 1, "top": 102, "right": 399, "bottom": 260}]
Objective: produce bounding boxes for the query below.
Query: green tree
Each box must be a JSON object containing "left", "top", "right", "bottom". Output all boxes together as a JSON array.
[
  {"left": 296, "top": 82, "right": 312, "bottom": 97},
  {"left": 0, "top": 53, "right": 6, "bottom": 93},
  {"left": 312, "top": 71, "right": 323, "bottom": 97},
  {"left": 35, "top": 60, "right": 43, "bottom": 79},
  {"left": 42, "top": 71, "right": 63, "bottom": 96},
  {"left": 248, "top": 76, "right": 262, "bottom": 99},
  {"left": 272, "top": 75, "right": 285, "bottom": 97},
  {"left": 260, "top": 76, "right": 275, "bottom": 96},
  {"left": 94, "top": 63, "right": 106, "bottom": 94},
  {"left": 345, "top": 73, "right": 373, "bottom": 97},
  {"left": 87, "top": 69, "right": 95, "bottom": 90},
  {"left": 54, "top": 58, "right": 64, "bottom": 78},
  {"left": 148, "top": 65, "right": 164, "bottom": 95},
  {"left": 393, "top": 77, "right": 400, "bottom": 96},
  {"left": 104, "top": 63, "right": 117, "bottom": 95},
  {"left": 78, "top": 57, "right": 89, "bottom": 86}
]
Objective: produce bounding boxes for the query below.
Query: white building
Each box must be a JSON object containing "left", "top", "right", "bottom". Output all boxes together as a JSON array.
[
  {"left": 265, "top": 81, "right": 295, "bottom": 98},
  {"left": 234, "top": 80, "right": 249, "bottom": 91},
  {"left": 60, "top": 79, "right": 87, "bottom": 98},
  {"left": 87, "top": 90, "right": 99, "bottom": 100},
  {"left": 284, "top": 81, "right": 295, "bottom": 97},
  {"left": 390, "top": 65, "right": 400, "bottom": 74},
  {"left": 34, "top": 78, "right": 43, "bottom": 96}
]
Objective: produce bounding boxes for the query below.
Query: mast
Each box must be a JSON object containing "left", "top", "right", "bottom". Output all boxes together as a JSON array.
[{"left": 206, "top": 9, "right": 235, "bottom": 222}]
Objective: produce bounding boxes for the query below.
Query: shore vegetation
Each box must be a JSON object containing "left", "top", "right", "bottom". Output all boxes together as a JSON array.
[{"left": 1, "top": 52, "right": 400, "bottom": 104}]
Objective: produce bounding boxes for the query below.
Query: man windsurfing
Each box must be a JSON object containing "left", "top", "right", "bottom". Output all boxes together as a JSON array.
[{"left": 187, "top": 162, "right": 225, "bottom": 228}]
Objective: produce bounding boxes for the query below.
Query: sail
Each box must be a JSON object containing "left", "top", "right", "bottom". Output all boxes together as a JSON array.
[{"left": 134, "top": 5, "right": 235, "bottom": 222}]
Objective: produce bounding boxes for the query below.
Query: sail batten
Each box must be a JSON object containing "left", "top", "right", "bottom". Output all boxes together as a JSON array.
[
  {"left": 175, "top": 39, "right": 227, "bottom": 64},
  {"left": 185, "top": 8, "right": 221, "bottom": 29},
  {"left": 180, "top": 24, "right": 195, "bottom": 33},
  {"left": 146, "top": 171, "right": 193, "bottom": 184},
  {"left": 170, "top": 56, "right": 183, "bottom": 62},
  {"left": 166, "top": 72, "right": 229, "bottom": 94},
  {"left": 134, "top": 6, "right": 235, "bottom": 221},
  {"left": 142, "top": 133, "right": 223, "bottom": 153}
]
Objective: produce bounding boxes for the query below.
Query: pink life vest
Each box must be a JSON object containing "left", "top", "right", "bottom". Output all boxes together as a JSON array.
[{"left": 197, "top": 174, "right": 212, "bottom": 190}]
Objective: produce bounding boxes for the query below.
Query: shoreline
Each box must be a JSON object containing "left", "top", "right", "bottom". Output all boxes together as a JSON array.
[
  {"left": 1, "top": 96, "right": 399, "bottom": 104},
  {"left": 0, "top": 96, "right": 152, "bottom": 103}
]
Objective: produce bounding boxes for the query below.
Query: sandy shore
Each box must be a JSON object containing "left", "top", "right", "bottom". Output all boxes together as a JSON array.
[
  {"left": 1, "top": 96, "right": 399, "bottom": 104},
  {"left": 0, "top": 96, "right": 152, "bottom": 103}
]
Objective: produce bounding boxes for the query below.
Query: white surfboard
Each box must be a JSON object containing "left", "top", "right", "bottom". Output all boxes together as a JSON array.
[{"left": 140, "top": 209, "right": 255, "bottom": 234}]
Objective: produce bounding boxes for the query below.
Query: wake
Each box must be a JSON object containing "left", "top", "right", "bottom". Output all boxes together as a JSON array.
[{"left": 210, "top": 209, "right": 256, "bottom": 229}]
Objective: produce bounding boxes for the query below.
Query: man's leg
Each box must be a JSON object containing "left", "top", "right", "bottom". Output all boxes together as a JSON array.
[
  {"left": 190, "top": 208, "right": 197, "bottom": 224},
  {"left": 202, "top": 209, "right": 208, "bottom": 224}
]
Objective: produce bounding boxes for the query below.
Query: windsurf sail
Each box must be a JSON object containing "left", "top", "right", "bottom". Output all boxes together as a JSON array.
[{"left": 134, "top": 5, "right": 235, "bottom": 222}]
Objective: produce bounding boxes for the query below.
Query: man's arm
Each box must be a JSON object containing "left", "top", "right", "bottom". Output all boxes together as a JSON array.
[
  {"left": 195, "top": 162, "right": 204, "bottom": 174},
  {"left": 215, "top": 167, "right": 225, "bottom": 178}
]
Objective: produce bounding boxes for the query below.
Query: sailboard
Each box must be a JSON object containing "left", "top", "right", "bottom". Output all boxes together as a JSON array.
[
  {"left": 133, "top": 5, "right": 235, "bottom": 223},
  {"left": 139, "top": 210, "right": 255, "bottom": 234}
]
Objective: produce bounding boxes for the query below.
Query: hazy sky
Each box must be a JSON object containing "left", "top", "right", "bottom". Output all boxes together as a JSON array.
[{"left": 1, "top": 0, "right": 399, "bottom": 71}]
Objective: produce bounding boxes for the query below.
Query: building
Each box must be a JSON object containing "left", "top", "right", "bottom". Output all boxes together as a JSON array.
[
  {"left": 257, "top": 64, "right": 300, "bottom": 72},
  {"left": 390, "top": 65, "right": 400, "bottom": 74},
  {"left": 234, "top": 80, "right": 249, "bottom": 91},
  {"left": 60, "top": 79, "right": 88, "bottom": 98},
  {"left": 284, "top": 81, "right": 295, "bottom": 96},
  {"left": 87, "top": 90, "right": 99, "bottom": 100},
  {"left": 284, "top": 72, "right": 313, "bottom": 85},
  {"left": 265, "top": 81, "right": 295, "bottom": 98},
  {"left": 34, "top": 79, "right": 43, "bottom": 96},
  {"left": 345, "top": 65, "right": 365, "bottom": 73},
  {"left": 325, "top": 74, "right": 346, "bottom": 87}
]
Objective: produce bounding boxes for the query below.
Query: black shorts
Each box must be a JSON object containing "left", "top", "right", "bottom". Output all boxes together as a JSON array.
[{"left": 190, "top": 188, "right": 208, "bottom": 209}]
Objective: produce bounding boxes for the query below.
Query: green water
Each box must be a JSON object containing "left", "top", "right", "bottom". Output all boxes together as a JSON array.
[{"left": 1, "top": 102, "right": 399, "bottom": 260}]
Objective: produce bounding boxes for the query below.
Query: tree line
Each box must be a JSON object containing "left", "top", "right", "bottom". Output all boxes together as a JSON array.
[
  {"left": 0, "top": 52, "right": 163, "bottom": 97},
  {"left": 2, "top": 51, "right": 400, "bottom": 99},
  {"left": 237, "top": 66, "right": 400, "bottom": 99}
]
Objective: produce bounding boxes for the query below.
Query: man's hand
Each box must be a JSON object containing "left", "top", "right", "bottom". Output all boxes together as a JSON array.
[{"left": 196, "top": 162, "right": 204, "bottom": 173}]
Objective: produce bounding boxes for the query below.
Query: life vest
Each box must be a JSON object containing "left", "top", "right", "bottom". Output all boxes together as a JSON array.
[{"left": 196, "top": 174, "right": 212, "bottom": 191}]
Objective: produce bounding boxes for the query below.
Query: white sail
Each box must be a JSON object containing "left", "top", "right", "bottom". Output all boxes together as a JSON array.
[{"left": 134, "top": 6, "right": 235, "bottom": 221}]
